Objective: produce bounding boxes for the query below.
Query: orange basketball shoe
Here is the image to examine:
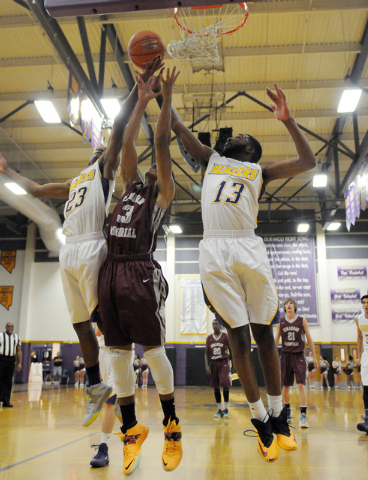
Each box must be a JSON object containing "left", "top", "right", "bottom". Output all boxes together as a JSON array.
[
  {"left": 250, "top": 417, "right": 279, "bottom": 462},
  {"left": 270, "top": 407, "right": 298, "bottom": 451},
  {"left": 162, "top": 419, "right": 183, "bottom": 471},
  {"left": 116, "top": 422, "right": 149, "bottom": 476}
]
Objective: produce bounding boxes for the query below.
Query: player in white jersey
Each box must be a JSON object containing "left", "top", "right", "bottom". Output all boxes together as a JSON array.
[
  {"left": 0, "top": 58, "right": 163, "bottom": 429},
  {"left": 356, "top": 294, "right": 368, "bottom": 434},
  {"left": 170, "top": 83, "right": 316, "bottom": 462}
]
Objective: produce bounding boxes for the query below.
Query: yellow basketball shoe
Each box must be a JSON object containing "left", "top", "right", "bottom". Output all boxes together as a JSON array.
[
  {"left": 270, "top": 407, "right": 298, "bottom": 451},
  {"left": 162, "top": 419, "right": 183, "bottom": 471},
  {"left": 116, "top": 422, "right": 149, "bottom": 476},
  {"left": 250, "top": 417, "right": 279, "bottom": 462}
]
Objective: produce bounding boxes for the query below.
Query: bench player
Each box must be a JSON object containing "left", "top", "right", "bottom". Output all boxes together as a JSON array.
[
  {"left": 274, "top": 298, "right": 318, "bottom": 428},
  {"left": 205, "top": 316, "right": 232, "bottom": 418},
  {"left": 0, "top": 59, "right": 162, "bottom": 428},
  {"left": 170, "top": 83, "right": 316, "bottom": 462}
]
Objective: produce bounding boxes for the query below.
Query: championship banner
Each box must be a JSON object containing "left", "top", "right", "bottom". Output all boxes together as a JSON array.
[
  {"left": 349, "top": 184, "right": 356, "bottom": 226},
  {"left": 345, "top": 191, "right": 352, "bottom": 231},
  {"left": 0, "top": 250, "right": 16, "bottom": 273},
  {"left": 180, "top": 276, "right": 208, "bottom": 335},
  {"left": 80, "top": 93, "right": 92, "bottom": 143},
  {"left": 355, "top": 181, "right": 361, "bottom": 220},
  {"left": 263, "top": 235, "right": 318, "bottom": 325},
  {"left": 67, "top": 72, "right": 80, "bottom": 126},
  {"left": 0, "top": 286, "right": 13, "bottom": 310},
  {"left": 91, "top": 113, "right": 103, "bottom": 151},
  {"left": 331, "top": 306, "right": 360, "bottom": 324}
]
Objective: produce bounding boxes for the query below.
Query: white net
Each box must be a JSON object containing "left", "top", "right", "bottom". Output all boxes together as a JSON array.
[
  {"left": 167, "top": 24, "right": 220, "bottom": 65},
  {"left": 167, "top": 4, "right": 248, "bottom": 64}
]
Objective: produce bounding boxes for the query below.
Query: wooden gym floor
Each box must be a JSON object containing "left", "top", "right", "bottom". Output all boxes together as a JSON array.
[{"left": 0, "top": 384, "right": 367, "bottom": 479}]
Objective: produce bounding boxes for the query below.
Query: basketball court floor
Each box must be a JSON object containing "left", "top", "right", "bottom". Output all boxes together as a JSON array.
[{"left": 1, "top": 384, "right": 367, "bottom": 479}]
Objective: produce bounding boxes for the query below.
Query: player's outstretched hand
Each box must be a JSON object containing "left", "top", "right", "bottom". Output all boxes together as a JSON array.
[
  {"left": 0, "top": 154, "right": 8, "bottom": 174},
  {"left": 266, "top": 84, "right": 291, "bottom": 122},
  {"left": 141, "top": 56, "right": 165, "bottom": 82},
  {"left": 135, "top": 72, "right": 161, "bottom": 102},
  {"left": 160, "top": 67, "right": 180, "bottom": 98}
]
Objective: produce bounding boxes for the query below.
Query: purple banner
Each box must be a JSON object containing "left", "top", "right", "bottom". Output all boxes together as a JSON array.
[
  {"left": 263, "top": 235, "right": 318, "bottom": 325},
  {"left": 91, "top": 114, "right": 102, "bottom": 151},
  {"left": 66, "top": 72, "right": 80, "bottom": 126},
  {"left": 349, "top": 184, "right": 356, "bottom": 226},
  {"left": 355, "top": 182, "right": 361, "bottom": 219},
  {"left": 330, "top": 288, "right": 360, "bottom": 304},
  {"left": 337, "top": 265, "right": 367, "bottom": 281},
  {"left": 345, "top": 192, "right": 351, "bottom": 231},
  {"left": 331, "top": 306, "right": 360, "bottom": 324}
]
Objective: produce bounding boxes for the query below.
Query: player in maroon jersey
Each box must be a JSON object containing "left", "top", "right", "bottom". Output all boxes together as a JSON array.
[
  {"left": 205, "top": 317, "right": 232, "bottom": 418},
  {"left": 98, "top": 67, "right": 182, "bottom": 475},
  {"left": 274, "top": 298, "right": 318, "bottom": 428}
]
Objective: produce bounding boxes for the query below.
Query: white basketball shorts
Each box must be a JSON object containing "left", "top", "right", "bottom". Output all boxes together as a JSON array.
[
  {"left": 199, "top": 231, "right": 279, "bottom": 329},
  {"left": 59, "top": 232, "right": 107, "bottom": 324},
  {"left": 361, "top": 351, "right": 368, "bottom": 386}
]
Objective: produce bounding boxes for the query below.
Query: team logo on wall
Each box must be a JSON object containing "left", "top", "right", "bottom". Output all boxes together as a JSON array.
[
  {"left": 1, "top": 251, "right": 16, "bottom": 273},
  {"left": 0, "top": 286, "right": 13, "bottom": 310}
]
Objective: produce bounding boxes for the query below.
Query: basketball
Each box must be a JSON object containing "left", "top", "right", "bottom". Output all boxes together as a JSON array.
[{"left": 128, "top": 31, "right": 166, "bottom": 70}]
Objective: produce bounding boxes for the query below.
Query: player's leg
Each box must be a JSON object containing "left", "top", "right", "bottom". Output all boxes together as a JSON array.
[
  {"left": 214, "top": 388, "right": 223, "bottom": 417},
  {"left": 60, "top": 243, "right": 112, "bottom": 426},
  {"left": 282, "top": 386, "right": 293, "bottom": 423},
  {"left": 223, "top": 387, "right": 230, "bottom": 417},
  {"left": 252, "top": 324, "right": 297, "bottom": 453},
  {"left": 90, "top": 398, "right": 116, "bottom": 468},
  {"left": 357, "top": 353, "right": 368, "bottom": 434},
  {"left": 281, "top": 353, "right": 293, "bottom": 424},
  {"left": 144, "top": 345, "right": 182, "bottom": 471},
  {"left": 227, "top": 325, "right": 279, "bottom": 462},
  {"left": 142, "top": 370, "right": 148, "bottom": 387}
]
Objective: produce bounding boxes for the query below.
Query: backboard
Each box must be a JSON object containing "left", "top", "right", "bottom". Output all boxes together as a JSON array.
[{"left": 44, "top": 0, "right": 236, "bottom": 17}]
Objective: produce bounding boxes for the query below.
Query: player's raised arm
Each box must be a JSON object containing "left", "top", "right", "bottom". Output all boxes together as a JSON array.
[
  {"left": 0, "top": 154, "right": 70, "bottom": 198},
  {"left": 151, "top": 74, "right": 214, "bottom": 177},
  {"left": 101, "top": 58, "right": 164, "bottom": 181},
  {"left": 155, "top": 67, "right": 180, "bottom": 209},
  {"left": 261, "top": 84, "right": 316, "bottom": 187},
  {"left": 120, "top": 73, "right": 161, "bottom": 190}
]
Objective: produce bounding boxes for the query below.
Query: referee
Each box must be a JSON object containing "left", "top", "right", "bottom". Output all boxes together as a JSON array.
[{"left": 0, "top": 322, "right": 22, "bottom": 407}]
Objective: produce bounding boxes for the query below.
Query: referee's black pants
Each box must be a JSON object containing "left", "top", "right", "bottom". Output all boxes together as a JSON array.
[{"left": 0, "top": 354, "right": 16, "bottom": 404}]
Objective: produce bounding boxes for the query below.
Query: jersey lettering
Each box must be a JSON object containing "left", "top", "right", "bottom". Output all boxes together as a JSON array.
[
  {"left": 65, "top": 186, "right": 89, "bottom": 214},
  {"left": 212, "top": 181, "right": 246, "bottom": 205}
]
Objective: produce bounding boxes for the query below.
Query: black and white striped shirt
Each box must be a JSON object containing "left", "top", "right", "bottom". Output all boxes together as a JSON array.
[{"left": 0, "top": 332, "right": 21, "bottom": 357}]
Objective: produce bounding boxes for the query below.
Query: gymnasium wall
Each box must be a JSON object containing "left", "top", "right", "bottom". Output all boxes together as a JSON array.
[{"left": 1, "top": 220, "right": 367, "bottom": 385}]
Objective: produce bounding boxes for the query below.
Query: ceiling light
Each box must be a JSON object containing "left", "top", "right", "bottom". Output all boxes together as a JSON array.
[
  {"left": 101, "top": 98, "right": 120, "bottom": 120},
  {"left": 297, "top": 223, "right": 310, "bottom": 233},
  {"left": 313, "top": 174, "right": 327, "bottom": 188},
  {"left": 34, "top": 100, "right": 61, "bottom": 123},
  {"left": 5, "top": 183, "right": 27, "bottom": 195},
  {"left": 169, "top": 225, "right": 182, "bottom": 234},
  {"left": 326, "top": 222, "right": 341, "bottom": 231},
  {"left": 337, "top": 89, "right": 362, "bottom": 113}
]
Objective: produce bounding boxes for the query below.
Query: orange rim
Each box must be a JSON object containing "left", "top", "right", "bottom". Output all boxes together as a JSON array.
[{"left": 173, "top": 3, "right": 249, "bottom": 37}]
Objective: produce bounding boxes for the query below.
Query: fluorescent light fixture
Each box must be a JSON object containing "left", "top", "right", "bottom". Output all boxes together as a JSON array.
[
  {"left": 313, "top": 174, "right": 327, "bottom": 188},
  {"left": 327, "top": 222, "right": 341, "bottom": 231},
  {"left": 297, "top": 223, "right": 310, "bottom": 233},
  {"left": 101, "top": 98, "right": 120, "bottom": 120},
  {"left": 169, "top": 225, "right": 182, "bottom": 234},
  {"left": 5, "top": 182, "right": 27, "bottom": 195},
  {"left": 34, "top": 100, "right": 61, "bottom": 123},
  {"left": 337, "top": 89, "right": 362, "bottom": 113}
]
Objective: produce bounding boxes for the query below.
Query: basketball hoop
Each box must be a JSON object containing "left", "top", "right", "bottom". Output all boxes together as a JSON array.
[{"left": 167, "top": 3, "right": 249, "bottom": 64}]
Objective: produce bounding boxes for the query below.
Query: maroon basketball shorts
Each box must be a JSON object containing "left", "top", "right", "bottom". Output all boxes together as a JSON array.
[
  {"left": 98, "top": 254, "right": 168, "bottom": 347},
  {"left": 281, "top": 352, "right": 307, "bottom": 386},
  {"left": 210, "top": 358, "right": 232, "bottom": 388},
  {"left": 308, "top": 363, "right": 315, "bottom": 372}
]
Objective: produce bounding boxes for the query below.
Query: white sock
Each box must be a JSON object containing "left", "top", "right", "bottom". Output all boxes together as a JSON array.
[
  {"left": 217, "top": 403, "right": 223, "bottom": 410},
  {"left": 101, "top": 433, "right": 111, "bottom": 446},
  {"left": 267, "top": 394, "right": 283, "bottom": 418},
  {"left": 224, "top": 402, "right": 229, "bottom": 410},
  {"left": 248, "top": 398, "right": 268, "bottom": 422}
]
